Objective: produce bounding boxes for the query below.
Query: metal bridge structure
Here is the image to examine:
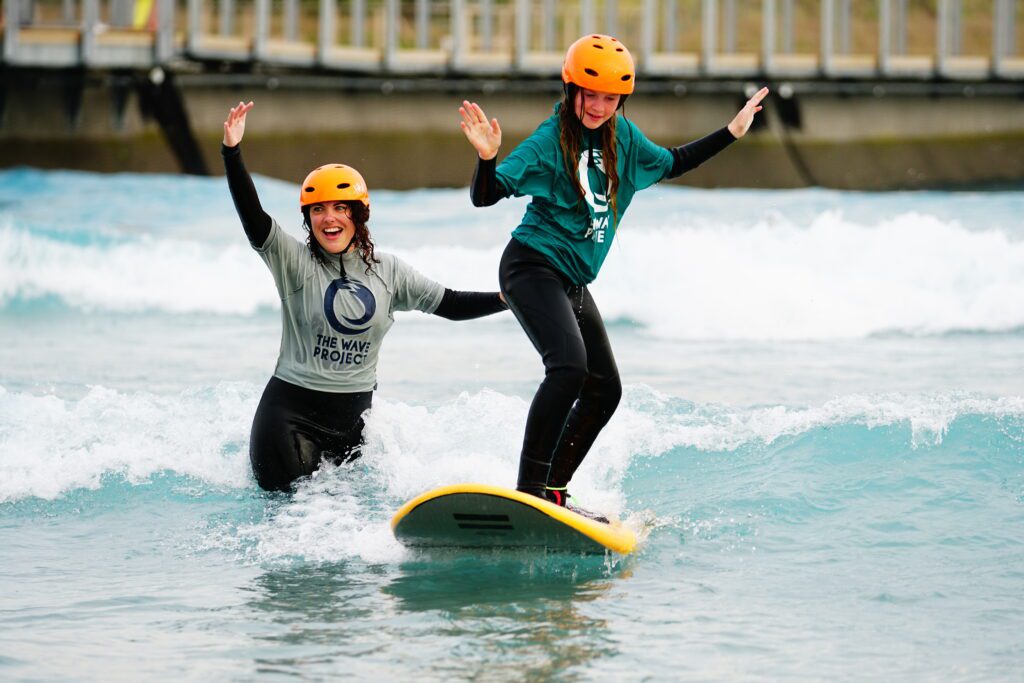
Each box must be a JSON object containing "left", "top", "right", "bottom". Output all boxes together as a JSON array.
[{"left": 3, "top": 0, "right": 1023, "bottom": 82}]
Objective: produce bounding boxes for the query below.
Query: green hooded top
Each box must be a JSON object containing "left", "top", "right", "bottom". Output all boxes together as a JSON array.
[{"left": 495, "top": 104, "right": 674, "bottom": 285}]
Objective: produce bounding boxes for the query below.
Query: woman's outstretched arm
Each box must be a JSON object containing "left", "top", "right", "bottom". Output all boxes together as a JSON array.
[
  {"left": 433, "top": 289, "right": 508, "bottom": 320},
  {"left": 221, "top": 101, "right": 272, "bottom": 247}
]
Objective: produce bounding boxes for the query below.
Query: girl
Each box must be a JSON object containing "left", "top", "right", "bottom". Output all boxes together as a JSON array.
[
  {"left": 459, "top": 35, "right": 767, "bottom": 517},
  {"left": 223, "top": 101, "right": 507, "bottom": 491}
]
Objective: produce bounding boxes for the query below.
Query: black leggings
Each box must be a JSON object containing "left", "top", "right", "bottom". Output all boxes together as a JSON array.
[
  {"left": 498, "top": 238, "right": 622, "bottom": 493},
  {"left": 249, "top": 376, "right": 373, "bottom": 491}
]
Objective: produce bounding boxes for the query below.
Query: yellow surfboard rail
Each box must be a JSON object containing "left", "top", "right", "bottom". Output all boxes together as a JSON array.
[{"left": 391, "top": 482, "right": 637, "bottom": 555}]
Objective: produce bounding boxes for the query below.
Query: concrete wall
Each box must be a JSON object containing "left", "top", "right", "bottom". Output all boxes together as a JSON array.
[{"left": 2, "top": 70, "right": 1023, "bottom": 190}]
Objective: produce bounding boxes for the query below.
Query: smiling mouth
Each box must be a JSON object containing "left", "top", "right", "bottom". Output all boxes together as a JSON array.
[{"left": 322, "top": 227, "right": 343, "bottom": 237}]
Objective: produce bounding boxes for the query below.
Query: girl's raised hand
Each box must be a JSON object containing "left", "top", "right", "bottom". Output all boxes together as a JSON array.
[
  {"left": 727, "top": 87, "right": 769, "bottom": 139},
  {"left": 223, "top": 101, "right": 254, "bottom": 147},
  {"left": 459, "top": 100, "right": 502, "bottom": 160}
]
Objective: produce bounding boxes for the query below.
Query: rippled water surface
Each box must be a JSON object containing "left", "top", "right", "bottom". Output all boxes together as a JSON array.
[{"left": 1, "top": 169, "right": 1023, "bottom": 681}]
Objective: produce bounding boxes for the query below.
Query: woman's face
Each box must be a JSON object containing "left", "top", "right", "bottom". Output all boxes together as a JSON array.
[
  {"left": 309, "top": 201, "right": 357, "bottom": 254},
  {"left": 574, "top": 88, "right": 621, "bottom": 129}
]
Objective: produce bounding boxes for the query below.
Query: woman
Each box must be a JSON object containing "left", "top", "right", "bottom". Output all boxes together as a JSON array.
[
  {"left": 223, "top": 101, "right": 507, "bottom": 491},
  {"left": 459, "top": 35, "right": 766, "bottom": 516}
]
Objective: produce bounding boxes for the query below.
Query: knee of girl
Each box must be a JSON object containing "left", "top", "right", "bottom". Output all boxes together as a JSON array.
[
  {"left": 547, "top": 362, "right": 588, "bottom": 394},
  {"left": 600, "top": 375, "right": 623, "bottom": 411}
]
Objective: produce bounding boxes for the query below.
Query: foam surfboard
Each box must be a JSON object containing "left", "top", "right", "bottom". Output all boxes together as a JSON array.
[{"left": 391, "top": 483, "right": 636, "bottom": 555}]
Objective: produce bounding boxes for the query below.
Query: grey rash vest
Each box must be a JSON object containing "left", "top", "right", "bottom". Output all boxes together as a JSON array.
[{"left": 256, "top": 219, "right": 444, "bottom": 393}]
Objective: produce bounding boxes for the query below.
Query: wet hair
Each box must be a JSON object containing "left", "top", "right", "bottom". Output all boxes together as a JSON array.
[
  {"left": 302, "top": 201, "right": 379, "bottom": 274},
  {"left": 558, "top": 83, "right": 623, "bottom": 221}
]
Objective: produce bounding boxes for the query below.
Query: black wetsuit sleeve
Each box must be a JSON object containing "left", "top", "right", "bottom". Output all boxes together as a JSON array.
[
  {"left": 470, "top": 156, "right": 506, "bottom": 207},
  {"left": 666, "top": 127, "right": 737, "bottom": 179},
  {"left": 432, "top": 289, "right": 508, "bottom": 320},
  {"left": 222, "top": 143, "right": 272, "bottom": 248}
]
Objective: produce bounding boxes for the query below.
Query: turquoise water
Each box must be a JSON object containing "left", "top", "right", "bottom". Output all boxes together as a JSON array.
[{"left": 1, "top": 168, "right": 1023, "bottom": 680}]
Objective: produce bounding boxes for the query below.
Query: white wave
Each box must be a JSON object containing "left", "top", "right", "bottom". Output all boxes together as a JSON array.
[
  {"left": 5, "top": 197, "right": 1024, "bottom": 338},
  {"left": 4, "top": 382, "right": 1022, "bottom": 568},
  {"left": 0, "top": 226, "right": 278, "bottom": 314},
  {"left": 618, "top": 386, "right": 1024, "bottom": 453},
  {"left": 597, "top": 209, "right": 1024, "bottom": 340},
  {"left": 0, "top": 383, "right": 256, "bottom": 502},
  {"left": 3, "top": 383, "right": 1022, "bottom": 504}
]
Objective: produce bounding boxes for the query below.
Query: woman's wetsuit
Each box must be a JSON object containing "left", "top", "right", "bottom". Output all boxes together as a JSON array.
[
  {"left": 225, "top": 144, "right": 507, "bottom": 491},
  {"left": 471, "top": 119, "right": 735, "bottom": 501}
]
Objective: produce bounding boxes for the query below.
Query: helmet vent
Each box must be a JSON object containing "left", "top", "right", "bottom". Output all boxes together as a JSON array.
[
  {"left": 585, "top": 68, "right": 599, "bottom": 77},
  {"left": 621, "top": 74, "right": 632, "bottom": 81},
  {"left": 337, "top": 183, "right": 351, "bottom": 189},
  {"left": 593, "top": 44, "right": 604, "bottom": 49},
  {"left": 591, "top": 35, "right": 600, "bottom": 39},
  {"left": 304, "top": 186, "right": 315, "bottom": 193},
  {"left": 616, "top": 47, "right": 624, "bottom": 52}
]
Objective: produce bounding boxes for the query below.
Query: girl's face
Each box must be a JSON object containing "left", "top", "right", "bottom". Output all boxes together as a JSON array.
[
  {"left": 574, "top": 88, "right": 621, "bottom": 129},
  {"left": 309, "top": 201, "right": 357, "bottom": 254}
]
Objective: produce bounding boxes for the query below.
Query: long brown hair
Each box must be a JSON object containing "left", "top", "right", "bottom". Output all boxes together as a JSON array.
[
  {"left": 302, "top": 201, "right": 379, "bottom": 274},
  {"left": 557, "top": 84, "right": 621, "bottom": 221}
]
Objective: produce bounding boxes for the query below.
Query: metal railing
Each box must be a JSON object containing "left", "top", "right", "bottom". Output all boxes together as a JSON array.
[{"left": 3, "top": 0, "right": 1022, "bottom": 80}]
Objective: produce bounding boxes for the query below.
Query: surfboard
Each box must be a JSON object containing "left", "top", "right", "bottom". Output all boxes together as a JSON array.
[{"left": 391, "top": 483, "right": 636, "bottom": 555}]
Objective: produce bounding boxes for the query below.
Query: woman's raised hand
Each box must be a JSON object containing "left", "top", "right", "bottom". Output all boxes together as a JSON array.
[
  {"left": 459, "top": 101, "right": 502, "bottom": 160},
  {"left": 727, "top": 87, "right": 769, "bottom": 139},
  {"left": 223, "top": 101, "right": 254, "bottom": 147}
]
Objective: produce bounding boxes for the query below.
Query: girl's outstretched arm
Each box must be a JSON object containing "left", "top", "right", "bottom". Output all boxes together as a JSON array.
[{"left": 666, "top": 86, "right": 769, "bottom": 179}]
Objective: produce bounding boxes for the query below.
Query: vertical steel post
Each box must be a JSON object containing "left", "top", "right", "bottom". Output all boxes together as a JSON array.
[
  {"left": 63, "top": 0, "right": 76, "bottom": 24},
  {"left": 782, "top": 0, "right": 793, "bottom": 53},
  {"left": 82, "top": 0, "right": 99, "bottom": 64},
  {"left": 605, "top": 0, "right": 617, "bottom": 36},
  {"left": 284, "top": 0, "right": 298, "bottom": 42},
  {"left": 820, "top": 0, "right": 834, "bottom": 74},
  {"left": 254, "top": 0, "right": 269, "bottom": 59},
  {"left": 701, "top": 0, "right": 716, "bottom": 72},
  {"left": 641, "top": 0, "right": 656, "bottom": 63},
  {"left": 384, "top": 0, "right": 398, "bottom": 67},
  {"left": 895, "top": 0, "right": 906, "bottom": 54},
  {"left": 4, "top": 0, "right": 18, "bottom": 62},
  {"left": 723, "top": 0, "right": 735, "bottom": 53},
  {"left": 762, "top": 0, "right": 775, "bottom": 73},
  {"left": 157, "top": 0, "right": 175, "bottom": 61},
  {"left": 352, "top": 0, "right": 366, "bottom": 48},
  {"left": 416, "top": 0, "right": 430, "bottom": 49},
  {"left": 220, "top": 0, "right": 235, "bottom": 37},
  {"left": 663, "top": 0, "right": 677, "bottom": 53},
  {"left": 838, "top": 0, "right": 850, "bottom": 55},
  {"left": 951, "top": 0, "right": 962, "bottom": 56},
  {"left": 481, "top": 0, "right": 494, "bottom": 50},
  {"left": 1009, "top": 0, "right": 1018, "bottom": 55},
  {"left": 879, "top": 0, "right": 891, "bottom": 74},
  {"left": 451, "top": 0, "right": 465, "bottom": 69},
  {"left": 542, "top": 0, "right": 555, "bottom": 51},
  {"left": 318, "top": 0, "right": 335, "bottom": 63},
  {"left": 937, "top": 0, "right": 949, "bottom": 74},
  {"left": 581, "top": 0, "right": 595, "bottom": 36},
  {"left": 514, "top": 0, "right": 528, "bottom": 69},
  {"left": 188, "top": 0, "right": 202, "bottom": 52}
]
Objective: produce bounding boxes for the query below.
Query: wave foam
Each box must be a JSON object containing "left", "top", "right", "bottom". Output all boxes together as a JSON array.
[
  {"left": 3, "top": 383, "right": 1020, "bottom": 506},
  {"left": 5, "top": 197, "right": 1024, "bottom": 338}
]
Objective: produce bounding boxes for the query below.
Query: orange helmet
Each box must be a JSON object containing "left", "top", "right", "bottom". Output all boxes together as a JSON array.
[
  {"left": 299, "top": 164, "right": 370, "bottom": 209},
  {"left": 562, "top": 34, "right": 635, "bottom": 95}
]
